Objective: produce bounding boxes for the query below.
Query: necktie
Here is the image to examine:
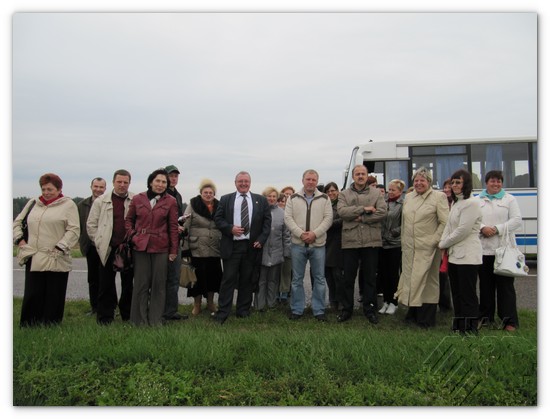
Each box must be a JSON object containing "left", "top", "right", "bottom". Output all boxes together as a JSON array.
[{"left": 240, "top": 194, "right": 249, "bottom": 235}]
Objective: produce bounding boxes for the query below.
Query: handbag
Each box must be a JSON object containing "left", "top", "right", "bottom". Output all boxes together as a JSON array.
[
  {"left": 439, "top": 250, "right": 449, "bottom": 273},
  {"left": 20, "top": 199, "right": 37, "bottom": 242},
  {"left": 113, "top": 234, "right": 133, "bottom": 272},
  {"left": 179, "top": 256, "right": 197, "bottom": 288},
  {"left": 493, "top": 224, "right": 529, "bottom": 277}
]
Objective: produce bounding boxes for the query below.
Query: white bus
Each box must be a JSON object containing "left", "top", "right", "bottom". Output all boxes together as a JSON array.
[{"left": 342, "top": 137, "right": 537, "bottom": 255}]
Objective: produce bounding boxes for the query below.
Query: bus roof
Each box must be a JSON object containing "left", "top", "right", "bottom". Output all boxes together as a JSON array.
[{"left": 356, "top": 136, "right": 536, "bottom": 149}]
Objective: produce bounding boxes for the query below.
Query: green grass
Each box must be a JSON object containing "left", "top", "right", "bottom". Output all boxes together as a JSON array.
[{"left": 13, "top": 298, "right": 537, "bottom": 406}]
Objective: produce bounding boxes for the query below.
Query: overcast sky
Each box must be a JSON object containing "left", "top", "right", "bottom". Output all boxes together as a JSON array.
[
  {"left": 11, "top": 12, "right": 537, "bottom": 200},
  {"left": 3, "top": 1, "right": 548, "bottom": 417}
]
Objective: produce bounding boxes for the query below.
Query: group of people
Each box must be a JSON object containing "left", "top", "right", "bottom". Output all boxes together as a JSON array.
[{"left": 13, "top": 164, "right": 523, "bottom": 334}]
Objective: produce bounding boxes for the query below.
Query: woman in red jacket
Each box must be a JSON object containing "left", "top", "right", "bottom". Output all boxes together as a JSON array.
[{"left": 125, "top": 169, "right": 179, "bottom": 326}]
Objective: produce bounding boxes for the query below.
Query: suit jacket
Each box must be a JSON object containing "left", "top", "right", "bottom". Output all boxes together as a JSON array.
[
  {"left": 77, "top": 196, "right": 94, "bottom": 255},
  {"left": 214, "top": 191, "right": 272, "bottom": 260}
]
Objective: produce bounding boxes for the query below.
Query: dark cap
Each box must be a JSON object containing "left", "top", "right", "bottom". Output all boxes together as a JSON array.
[{"left": 165, "top": 165, "right": 180, "bottom": 174}]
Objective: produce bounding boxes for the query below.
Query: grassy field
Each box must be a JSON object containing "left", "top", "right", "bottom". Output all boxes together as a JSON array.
[{"left": 12, "top": 298, "right": 537, "bottom": 406}]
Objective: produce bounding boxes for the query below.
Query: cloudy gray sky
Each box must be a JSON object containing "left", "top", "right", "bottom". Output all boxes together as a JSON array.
[
  {"left": 11, "top": 12, "right": 537, "bottom": 200},
  {"left": 3, "top": 2, "right": 547, "bottom": 415}
]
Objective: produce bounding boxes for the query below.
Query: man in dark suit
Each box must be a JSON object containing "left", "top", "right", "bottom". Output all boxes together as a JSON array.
[
  {"left": 213, "top": 171, "right": 271, "bottom": 323},
  {"left": 77, "top": 177, "right": 107, "bottom": 315}
]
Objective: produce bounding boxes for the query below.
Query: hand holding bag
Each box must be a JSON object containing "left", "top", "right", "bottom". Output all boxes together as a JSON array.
[
  {"left": 493, "top": 224, "right": 529, "bottom": 277},
  {"left": 179, "top": 256, "right": 197, "bottom": 288},
  {"left": 113, "top": 233, "right": 133, "bottom": 272}
]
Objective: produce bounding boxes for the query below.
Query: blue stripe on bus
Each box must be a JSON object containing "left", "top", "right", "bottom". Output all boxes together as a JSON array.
[
  {"left": 473, "top": 192, "right": 537, "bottom": 197},
  {"left": 516, "top": 237, "right": 537, "bottom": 246},
  {"left": 509, "top": 192, "right": 537, "bottom": 197}
]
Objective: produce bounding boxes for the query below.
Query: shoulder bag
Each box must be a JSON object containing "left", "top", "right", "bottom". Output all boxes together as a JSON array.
[
  {"left": 20, "top": 199, "right": 37, "bottom": 242},
  {"left": 179, "top": 235, "right": 197, "bottom": 288},
  {"left": 493, "top": 224, "right": 529, "bottom": 277}
]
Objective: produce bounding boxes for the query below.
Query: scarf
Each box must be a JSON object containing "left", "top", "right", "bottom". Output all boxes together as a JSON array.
[
  {"left": 479, "top": 189, "right": 506, "bottom": 200},
  {"left": 388, "top": 194, "right": 401, "bottom": 202},
  {"left": 190, "top": 195, "right": 219, "bottom": 220},
  {"left": 39, "top": 193, "right": 64, "bottom": 206}
]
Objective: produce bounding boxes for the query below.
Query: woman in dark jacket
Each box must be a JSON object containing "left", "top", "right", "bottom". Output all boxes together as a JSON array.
[
  {"left": 378, "top": 179, "right": 405, "bottom": 315},
  {"left": 125, "top": 169, "right": 179, "bottom": 326},
  {"left": 324, "top": 182, "right": 344, "bottom": 312}
]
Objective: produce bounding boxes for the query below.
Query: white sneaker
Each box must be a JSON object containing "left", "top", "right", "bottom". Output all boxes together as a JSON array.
[
  {"left": 385, "top": 303, "right": 398, "bottom": 315},
  {"left": 378, "top": 302, "right": 389, "bottom": 314}
]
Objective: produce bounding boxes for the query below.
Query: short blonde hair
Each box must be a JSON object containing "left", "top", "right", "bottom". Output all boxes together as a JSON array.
[
  {"left": 199, "top": 178, "right": 217, "bottom": 195},
  {"left": 412, "top": 167, "right": 433, "bottom": 184},
  {"left": 389, "top": 179, "right": 406, "bottom": 192},
  {"left": 262, "top": 186, "right": 279, "bottom": 197}
]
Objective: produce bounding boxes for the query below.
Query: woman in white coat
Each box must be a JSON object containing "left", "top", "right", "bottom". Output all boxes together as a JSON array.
[
  {"left": 439, "top": 169, "right": 482, "bottom": 335},
  {"left": 477, "top": 170, "right": 522, "bottom": 331}
]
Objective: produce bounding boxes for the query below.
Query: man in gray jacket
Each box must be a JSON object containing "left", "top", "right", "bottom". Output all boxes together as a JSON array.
[
  {"left": 284, "top": 169, "right": 333, "bottom": 321},
  {"left": 337, "top": 165, "right": 387, "bottom": 324}
]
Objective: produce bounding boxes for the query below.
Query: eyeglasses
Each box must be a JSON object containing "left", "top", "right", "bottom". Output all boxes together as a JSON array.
[{"left": 451, "top": 180, "right": 463, "bottom": 185}]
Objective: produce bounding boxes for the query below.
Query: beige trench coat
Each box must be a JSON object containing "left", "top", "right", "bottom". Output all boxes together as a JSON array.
[
  {"left": 13, "top": 197, "right": 80, "bottom": 271},
  {"left": 395, "top": 188, "right": 448, "bottom": 307}
]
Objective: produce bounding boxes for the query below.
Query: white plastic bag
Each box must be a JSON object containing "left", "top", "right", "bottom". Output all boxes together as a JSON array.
[{"left": 493, "top": 224, "right": 529, "bottom": 277}]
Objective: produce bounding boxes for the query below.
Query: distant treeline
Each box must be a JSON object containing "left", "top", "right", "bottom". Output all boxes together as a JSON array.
[{"left": 13, "top": 197, "right": 84, "bottom": 220}]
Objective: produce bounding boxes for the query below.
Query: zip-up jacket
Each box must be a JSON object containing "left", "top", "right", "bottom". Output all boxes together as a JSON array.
[
  {"left": 337, "top": 183, "right": 387, "bottom": 249},
  {"left": 284, "top": 188, "right": 333, "bottom": 247}
]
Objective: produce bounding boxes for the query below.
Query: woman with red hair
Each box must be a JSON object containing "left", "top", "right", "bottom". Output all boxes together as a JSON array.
[{"left": 13, "top": 173, "right": 80, "bottom": 327}]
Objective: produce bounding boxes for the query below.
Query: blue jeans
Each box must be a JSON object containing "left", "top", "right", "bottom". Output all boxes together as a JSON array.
[{"left": 290, "top": 244, "right": 326, "bottom": 316}]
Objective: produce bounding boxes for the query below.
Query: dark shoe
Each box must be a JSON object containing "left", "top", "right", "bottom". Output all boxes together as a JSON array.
[
  {"left": 236, "top": 311, "right": 251, "bottom": 318},
  {"left": 366, "top": 313, "right": 379, "bottom": 324},
  {"left": 289, "top": 313, "right": 303, "bottom": 320},
  {"left": 212, "top": 314, "right": 227, "bottom": 324},
  {"left": 337, "top": 312, "right": 352, "bottom": 323},
  {"left": 167, "top": 313, "right": 188, "bottom": 321},
  {"left": 315, "top": 314, "right": 328, "bottom": 322}
]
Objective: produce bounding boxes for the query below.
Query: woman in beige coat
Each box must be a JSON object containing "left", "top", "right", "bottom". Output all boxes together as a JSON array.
[
  {"left": 395, "top": 167, "right": 448, "bottom": 328},
  {"left": 13, "top": 173, "right": 80, "bottom": 327}
]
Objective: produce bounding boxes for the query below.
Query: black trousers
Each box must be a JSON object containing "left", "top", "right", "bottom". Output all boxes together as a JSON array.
[
  {"left": 85, "top": 246, "right": 101, "bottom": 312},
  {"left": 339, "top": 247, "right": 379, "bottom": 316},
  {"left": 438, "top": 271, "right": 453, "bottom": 311},
  {"left": 97, "top": 248, "right": 134, "bottom": 324},
  {"left": 378, "top": 247, "right": 401, "bottom": 305},
  {"left": 20, "top": 260, "right": 69, "bottom": 327},
  {"left": 405, "top": 304, "right": 438, "bottom": 328},
  {"left": 448, "top": 263, "right": 480, "bottom": 332},
  {"left": 478, "top": 255, "right": 519, "bottom": 327},
  {"left": 217, "top": 241, "right": 261, "bottom": 319},
  {"left": 325, "top": 266, "right": 343, "bottom": 308}
]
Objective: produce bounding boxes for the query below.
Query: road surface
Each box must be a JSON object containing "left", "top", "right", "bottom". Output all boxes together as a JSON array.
[{"left": 12, "top": 257, "right": 537, "bottom": 311}]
